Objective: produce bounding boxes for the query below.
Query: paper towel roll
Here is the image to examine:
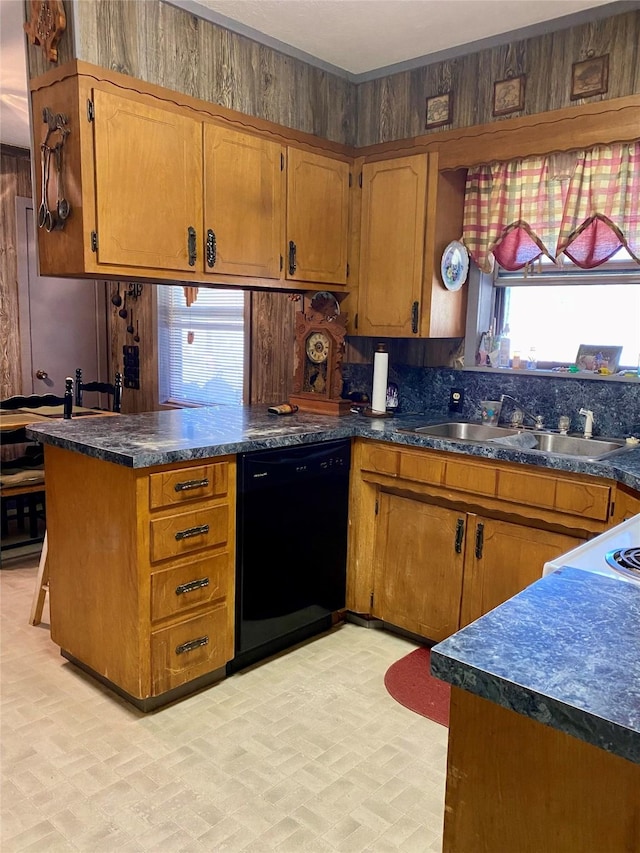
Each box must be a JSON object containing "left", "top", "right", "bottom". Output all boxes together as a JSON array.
[{"left": 371, "top": 345, "right": 389, "bottom": 413}]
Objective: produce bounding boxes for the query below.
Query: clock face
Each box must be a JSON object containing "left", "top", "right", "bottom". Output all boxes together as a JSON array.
[{"left": 305, "top": 331, "right": 330, "bottom": 364}]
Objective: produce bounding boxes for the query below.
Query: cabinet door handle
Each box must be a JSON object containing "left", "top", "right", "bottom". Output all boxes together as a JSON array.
[
  {"left": 288, "top": 240, "right": 297, "bottom": 275},
  {"left": 175, "top": 577, "right": 210, "bottom": 595},
  {"left": 175, "top": 523, "right": 209, "bottom": 541},
  {"left": 174, "top": 478, "right": 209, "bottom": 492},
  {"left": 454, "top": 518, "right": 465, "bottom": 553},
  {"left": 187, "top": 226, "right": 197, "bottom": 266},
  {"left": 206, "top": 229, "right": 217, "bottom": 267},
  {"left": 475, "top": 522, "right": 484, "bottom": 559},
  {"left": 175, "top": 635, "right": 209, "bottom": 655},
  {"left": 411, "top": 300, "right": 419, "bottom": 333}
]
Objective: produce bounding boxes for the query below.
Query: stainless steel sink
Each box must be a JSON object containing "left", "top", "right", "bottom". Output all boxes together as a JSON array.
[
  {"left": 396, "top": 421, "right": 633, "bottom": 462},
  {"left": 397, "top": 422, "right": 520, "bottom": 441},
  {"left": 529, "top": 432, "right": 629, "bottom": 461}
]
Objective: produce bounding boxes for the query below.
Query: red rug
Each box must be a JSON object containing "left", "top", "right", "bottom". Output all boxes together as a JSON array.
[{"left": 384, "top": 647, "right": 450, "bottom": 726}]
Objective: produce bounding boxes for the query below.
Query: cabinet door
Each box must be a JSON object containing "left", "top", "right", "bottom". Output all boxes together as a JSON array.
[
  {"left": 373, "top": 492, "right": 465, "bottom": 641},
  {"left": 460, "top": 516, "right": 583, "bottom": 626},
  {"left": 286, "top": 148, "right": 350, "bottom": 285},
  {"left": 203, "top": 125, "right": 283, "bottom": 279},
  {"left": 357, "top": 155, "right": 428, "bottom": 337},
  {"left": 92, "top": 88, "right": 202, "bottom": 272}
]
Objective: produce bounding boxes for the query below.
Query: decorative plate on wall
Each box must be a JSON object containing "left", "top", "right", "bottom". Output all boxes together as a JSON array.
[{"left": 440, "top": 240, "right": 469, "bottom": 291}]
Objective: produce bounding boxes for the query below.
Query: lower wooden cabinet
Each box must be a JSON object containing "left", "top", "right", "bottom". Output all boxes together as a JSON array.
[
  {"left": 373, "top": 494, "right": 464, "bottom": 641},
  {"left": 44, "top": 446, "right": 235, "bottom": 706},
  {"left": 458, "top": 515, "right": 582, "bottom": 627},
  {"left": 348, "top": 439, "right": 613, "bottom": 641}
]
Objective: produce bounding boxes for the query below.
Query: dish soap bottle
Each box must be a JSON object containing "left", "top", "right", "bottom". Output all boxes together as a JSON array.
[
  {"left": 498, "top": 325, "right": 511, "bottom": 368},
  {"left": 527, "top": 346, "right": 537, "bottom": 370}
]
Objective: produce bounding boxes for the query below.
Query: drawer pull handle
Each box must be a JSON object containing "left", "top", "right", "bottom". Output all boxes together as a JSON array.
[
  {"left": 175, "top": 524, "right": 209, "bottom": 541},
  {"left": 454, "top": 518, "right": 464, "bottom": 553},
  {"left": 475, "top": 522, "right": 484, "bottom": 559},
  {"left": 411, "top": 300, "right": 419, "bottom": 334},
  {"left": 175, "top": 635, "right": 209, "bottom": 655},
  {"left": 174, "top": 478, "right": 209, "bottom": 492},
  {"left": 176, "top": 577, "right": 210, "bottom": 595}
]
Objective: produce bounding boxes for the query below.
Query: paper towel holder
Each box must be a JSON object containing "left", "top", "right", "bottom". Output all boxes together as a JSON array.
[{"left": 361, "top": 342, "right": 394, "bottom": 418}]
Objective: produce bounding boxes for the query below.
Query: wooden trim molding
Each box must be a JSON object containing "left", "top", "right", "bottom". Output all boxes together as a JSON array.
[
  {"left": 29, "top": 59, "right": 353, "bottom": 160},
  {"left": 31, "top": 61, "right": 639, "bottom": 173},
  {"left": 357, "top": 94, "right": 640, "bottom": 168}
]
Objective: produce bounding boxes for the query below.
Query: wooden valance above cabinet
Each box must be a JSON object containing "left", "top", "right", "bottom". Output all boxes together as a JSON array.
[{"left": 30, "top": 61, "right": 352, "bottom": 291}]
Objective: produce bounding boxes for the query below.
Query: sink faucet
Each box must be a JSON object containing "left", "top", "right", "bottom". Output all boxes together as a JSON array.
[
  {"left": 579, "top": 407, "right": 594, "bottom": 439},
  {"left": 500, "top": 394, "right": 545, "bottom": 429}
]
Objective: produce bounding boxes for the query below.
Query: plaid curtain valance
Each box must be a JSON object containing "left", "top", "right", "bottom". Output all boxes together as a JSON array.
[{"left": 462, "top": 142, "right": 640, "bottom": 273}]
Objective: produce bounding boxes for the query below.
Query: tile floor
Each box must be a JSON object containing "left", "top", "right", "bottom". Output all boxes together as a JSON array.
[{"left": 1, "top": 548, "right": 448, "bottom": 852}]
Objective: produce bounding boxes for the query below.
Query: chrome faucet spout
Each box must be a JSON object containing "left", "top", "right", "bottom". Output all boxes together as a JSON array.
[{"left": 500, "top": 394, "right": 545, "bottom": 429}]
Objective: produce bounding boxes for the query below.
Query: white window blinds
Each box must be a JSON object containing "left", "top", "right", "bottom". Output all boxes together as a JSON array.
[{"left": 157, "top": 285, "right": 245, "bottom": 406}]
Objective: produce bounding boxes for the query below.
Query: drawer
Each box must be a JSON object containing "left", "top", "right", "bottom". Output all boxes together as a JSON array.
[
  {"left": 398, "top": 451, "right": 445, "bottom": 486},
  {"left": 444, "top": 458, "right": 496, "bottom": 496},
  {"left": 149, "top": 462, "right": 228, "bottom": 510},
  {"left": 150, "top": 552, "right": 231, "bottom": 622},
  {"left": 149, "top": 504, "right": 229, "bottom": 563},
  {"left": 555, "top": 480, "right": 611, "bottom": 521},
  {"left": 360, "top": 444, "right": 399, "bottom": 476},
  {"left": 497, "top": 469, "right": 557, "bottom": 510},
  {"left": 151, "top": 605, "right": 232, "bottom": 695}
]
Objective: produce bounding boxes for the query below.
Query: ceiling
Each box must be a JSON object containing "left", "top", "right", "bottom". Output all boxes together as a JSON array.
[{"left": 0, "top": 0, "right": 632, "bottom": 149}]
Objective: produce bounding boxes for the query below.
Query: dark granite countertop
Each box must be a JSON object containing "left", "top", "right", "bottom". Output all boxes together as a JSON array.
[
  {"left": 430, "top": 567, "right": 640, "bottom": 764},
  {"left": 26, "top": 405, "right": 640, "bottom": 490}
]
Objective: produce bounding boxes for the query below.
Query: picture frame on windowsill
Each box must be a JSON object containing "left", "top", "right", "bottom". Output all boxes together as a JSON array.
[{"left": 574, "top": 344, "right": 622, "bottom": 374}]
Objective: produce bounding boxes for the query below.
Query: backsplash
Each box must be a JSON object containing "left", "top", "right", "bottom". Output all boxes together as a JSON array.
[{"left": 343, "top": 365, "right": 640, "bottom": 438}]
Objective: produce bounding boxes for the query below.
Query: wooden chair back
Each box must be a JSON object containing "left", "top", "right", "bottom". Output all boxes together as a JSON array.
[{"left": 75, "top": 369, "right": 123, "bottom": 412}]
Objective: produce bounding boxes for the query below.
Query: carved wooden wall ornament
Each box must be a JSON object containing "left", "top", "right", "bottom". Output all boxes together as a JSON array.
[{"left": 24, "top": 0, "right": 66, "bottom": 63}]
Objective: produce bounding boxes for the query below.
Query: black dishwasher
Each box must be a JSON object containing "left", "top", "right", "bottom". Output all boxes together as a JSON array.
[{"left": 229, "top": 439, "right": 351, "bottom": 672}]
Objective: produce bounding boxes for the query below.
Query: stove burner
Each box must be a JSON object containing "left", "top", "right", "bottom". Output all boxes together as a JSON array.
[{"left": 605, "top": 547, "right": 640, "bottom": 578}]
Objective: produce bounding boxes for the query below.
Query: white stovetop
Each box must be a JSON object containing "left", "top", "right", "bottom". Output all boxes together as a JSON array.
[{"left": 543, "top": 513, "right": 640, "bottom": 584}]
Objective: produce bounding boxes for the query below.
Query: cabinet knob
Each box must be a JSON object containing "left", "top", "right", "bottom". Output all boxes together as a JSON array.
[{"left": 36, "top": 369, "right": 49, "bottom": 380}]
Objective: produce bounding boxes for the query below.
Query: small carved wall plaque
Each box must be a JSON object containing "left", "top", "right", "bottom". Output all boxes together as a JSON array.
[{"left": 24, "top": 0, "right": 67, "bottom": 63}]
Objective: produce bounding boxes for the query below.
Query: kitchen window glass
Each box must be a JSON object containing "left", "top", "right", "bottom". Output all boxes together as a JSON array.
[
  {"left": 157, "top": 285, "right": 245, "bottom": 405},
  {"left": 494, "top": 247, "right": 640, "bottom": 370}
]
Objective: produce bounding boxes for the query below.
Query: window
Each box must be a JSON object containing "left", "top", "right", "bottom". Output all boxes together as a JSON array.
[
  {"left": 495, "top": 248, "right": 640, "bottom": 370},
  {"left": 157, "top": 285, "right": 246, "bottom": 405}
]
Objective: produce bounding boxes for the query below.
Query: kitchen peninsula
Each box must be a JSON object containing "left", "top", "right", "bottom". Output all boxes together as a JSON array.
[
  {"left": 27, "top": 405, "right": 640, "bottom": 710},
  {"left": 431, "top": 567, "right": 640, "bottom": 852}
]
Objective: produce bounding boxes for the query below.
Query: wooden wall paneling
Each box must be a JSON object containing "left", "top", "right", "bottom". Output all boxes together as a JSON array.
[
  {"left": 249, "top": 291, "right": 297, "bottom": 405},
  {"left": 356, "top": 9, "right": 640, "bottom": 147},
  {"left": 108, "top": 282, "right": 157, "bottom": 414},
  {"left": 1, "top": 147, "right": 33, "bottom": 398},
  {"left": 73, "top": 0, "right": 356, "bottom": 146},
  {"left": 146, "top": 2, "right": 202, "bottom": 97},
  {"left": 87, "top": 0, "right": 141, "bottom": 78}
]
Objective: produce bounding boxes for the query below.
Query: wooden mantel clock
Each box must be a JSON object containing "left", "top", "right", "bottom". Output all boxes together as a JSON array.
[{"left": 289, "top": 299, "right": 351, "bottom": 416}]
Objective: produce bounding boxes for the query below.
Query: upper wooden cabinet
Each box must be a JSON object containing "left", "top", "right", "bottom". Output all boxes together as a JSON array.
[
  {"left": 203, "top": 125, "right": 283, "bottom": 280},
  {"left": 30, "top": 63, "right": 352, "bottom": 290},
  {"left": 285, "top": 148, "right": 350, "bottom": 286},
  {"left": 92, "top": 89, "right": 203, "bottom": 273},
  {"left": 356, "top": 153, "right": 467, "bottom": 338}
]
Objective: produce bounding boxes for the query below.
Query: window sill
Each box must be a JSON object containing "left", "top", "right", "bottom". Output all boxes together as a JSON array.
[{"left": 461, "top": 365, "right": 639, "bottom": 383}]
